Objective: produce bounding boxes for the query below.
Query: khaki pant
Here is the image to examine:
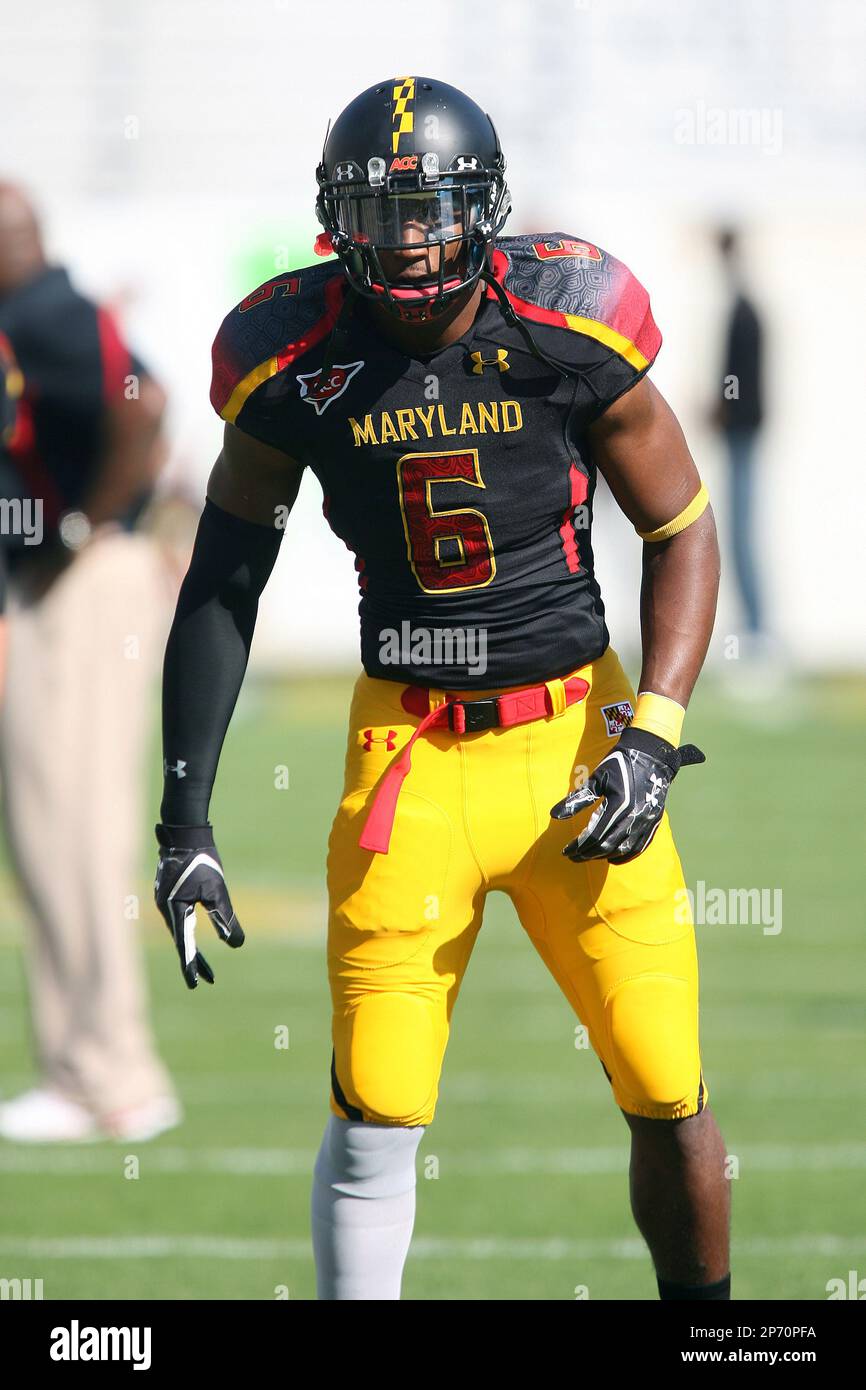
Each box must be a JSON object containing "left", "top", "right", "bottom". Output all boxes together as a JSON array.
[{"left": 0, "top": 531, "right": 177, "bottom": 1118}]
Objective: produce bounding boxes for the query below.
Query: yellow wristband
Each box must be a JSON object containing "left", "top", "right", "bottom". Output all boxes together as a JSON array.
[
  {"left": 637, "top": 482, "right": 709, "bottom": 543},
  {"left": 632, "top": 691, "right": 685, "bottom": 747}
]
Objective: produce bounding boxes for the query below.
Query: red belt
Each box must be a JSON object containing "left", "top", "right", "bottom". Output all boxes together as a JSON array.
[{"left": 359, "top": 674, "right": 591, "bottom": 854}]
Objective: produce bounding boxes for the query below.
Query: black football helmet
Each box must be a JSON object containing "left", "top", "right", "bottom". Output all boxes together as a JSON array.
[{"left": 315, "top": 76, "right": 511, "bottom": 319}]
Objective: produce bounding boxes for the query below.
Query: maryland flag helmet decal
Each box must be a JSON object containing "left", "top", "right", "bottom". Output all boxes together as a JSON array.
[{"left": 391, "top": 76, "right": 416, "bottom": 153}]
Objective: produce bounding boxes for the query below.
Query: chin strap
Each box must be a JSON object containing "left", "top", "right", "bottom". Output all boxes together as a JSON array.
[
  {"left": 479, "top": 267, "right": 567, "bottom": 377},
  {"left": 318, "top": 284, "right": 361, "bottom": 382},
  {"left": 479, "top": 265, "right": 611, "bottom": 411}
]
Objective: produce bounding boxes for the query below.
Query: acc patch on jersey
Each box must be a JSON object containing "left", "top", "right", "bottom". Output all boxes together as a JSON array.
[
  {"left": 601, "top": 701, "right": 634, "bottom": 737},
  {"left": 297, "top": 360, "right": 364, "bottom": 415}
]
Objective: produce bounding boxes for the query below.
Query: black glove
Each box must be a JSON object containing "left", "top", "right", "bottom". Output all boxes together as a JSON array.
[
  {"left": 550, "top": 727, "right": 705, "bottom": 865},
  {"left": 154, "top": 824, "right": 244, "bottom": 988}
]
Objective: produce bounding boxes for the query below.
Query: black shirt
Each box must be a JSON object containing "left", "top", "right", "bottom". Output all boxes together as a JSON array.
[
  {"left": 0, "top": 265, "right": 151, "bottom": 554},
  {"left": 0, "top": 331, "right": 20, "bottom": 444},
  {"left": 721, "top": 292, "right": 763, "bottom": 433}
]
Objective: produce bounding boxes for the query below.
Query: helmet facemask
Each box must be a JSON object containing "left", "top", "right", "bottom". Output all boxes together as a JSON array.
[{"left": 316, "top": 156, "right": 511, "bottom": 321}]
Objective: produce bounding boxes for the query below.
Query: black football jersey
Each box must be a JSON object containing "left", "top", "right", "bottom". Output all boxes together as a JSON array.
[{"left": 211, "top": 233, "right": 661, "bottom": 689}]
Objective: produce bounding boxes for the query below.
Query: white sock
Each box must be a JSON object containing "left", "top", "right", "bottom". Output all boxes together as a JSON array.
[{"left": 311, "top": 1114, "right": 425, "bottom": 1300}]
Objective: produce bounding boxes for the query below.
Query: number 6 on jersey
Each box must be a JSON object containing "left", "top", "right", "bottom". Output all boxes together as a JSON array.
[{"left": 396, "top": 449, "right": 496, "bottom": 594}]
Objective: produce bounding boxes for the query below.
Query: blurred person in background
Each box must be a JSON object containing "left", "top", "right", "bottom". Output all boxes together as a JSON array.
[
  {"left": 0, "top": 329, "right": 24, "bottom": 689},
  {"left": 0, "top": 184, "right": 181, "bottom": 1143},
  {"left": 712, "top": 227, "right": 767, "bottom": 656}
]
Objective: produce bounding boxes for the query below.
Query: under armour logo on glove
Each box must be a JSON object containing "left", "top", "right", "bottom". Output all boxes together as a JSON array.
[
  {"left": 550, "top": 727, "right": 705, "bottom": 865},
  {"left": 645, "top": 772, "right": 664, "bottom": 809},
  {"left": 154, "top": 824, "right": 244, "bottom": 988}
]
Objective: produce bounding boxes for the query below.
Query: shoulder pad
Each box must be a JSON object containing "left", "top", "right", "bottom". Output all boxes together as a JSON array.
[
  {"left": 492, "top": 233, "right": 661, "bottom": 372},
  {"left": 210, "top": 263, "right": 346, "bottom": 424}
]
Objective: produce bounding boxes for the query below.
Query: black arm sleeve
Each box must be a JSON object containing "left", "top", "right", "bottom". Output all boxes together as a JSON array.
[{"left": 159, "top": 497, "right": 283, "bottom": 826}]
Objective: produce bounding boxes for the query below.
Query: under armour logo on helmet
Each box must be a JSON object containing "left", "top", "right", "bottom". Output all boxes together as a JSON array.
[
  {"left": 452, "top": 155, "right": 480, "bottom": 172},
  {"left": 362, "top": 729, "right": 397, "bottom": 752}
]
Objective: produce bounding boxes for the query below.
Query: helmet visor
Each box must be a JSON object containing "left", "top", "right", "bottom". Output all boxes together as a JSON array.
[{"left": 334, "top": 187, "right": 486, "bottom": 247}]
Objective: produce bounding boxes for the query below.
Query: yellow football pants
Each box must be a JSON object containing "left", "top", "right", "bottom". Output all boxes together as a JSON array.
[{"left": 326, "top": 646, "right": 706, "bottom": 1127}]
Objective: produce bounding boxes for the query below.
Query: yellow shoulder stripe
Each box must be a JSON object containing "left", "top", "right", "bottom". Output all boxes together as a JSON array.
[
  {"left": 221, "top": 355, "right": 281, "bottom": 425},
  {"left": 563, "top": 313, "right": 650, "bottom": 372}
]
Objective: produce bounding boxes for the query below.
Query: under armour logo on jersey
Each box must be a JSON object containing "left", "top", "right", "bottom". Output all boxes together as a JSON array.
[
  {"left": 164, "top": 759, "right": 187, "bottom": 779},
  {"left": 470, "top": 349, "right": 509, "bottom": 374},
  {"left": 362, "top": 729, "right": 398, "bottom": 752}
]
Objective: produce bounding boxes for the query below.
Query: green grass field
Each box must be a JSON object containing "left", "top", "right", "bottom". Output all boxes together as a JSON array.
[{"left": 1, "top": 671, "right": 864, "bottom": 1300}]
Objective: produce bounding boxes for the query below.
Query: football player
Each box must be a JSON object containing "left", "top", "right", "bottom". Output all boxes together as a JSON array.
[{"left": 155, "top": 77, "right": 729, "bottom": 1301}]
